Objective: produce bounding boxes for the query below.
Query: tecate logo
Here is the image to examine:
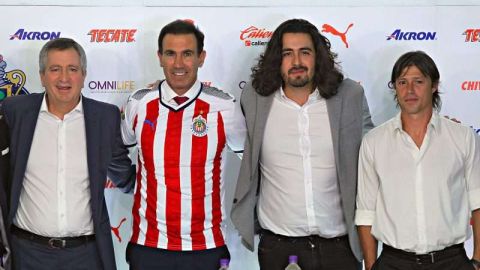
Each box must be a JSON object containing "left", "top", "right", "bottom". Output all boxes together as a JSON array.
[
  {"left": 88, "top": 29, "right": 137, "bottom": 42},
  {"left": 10, "top": 29, "right": 60, "bottom": 40},
  {"left": 386, "top": 29, "right": 436, "bottom": 41},
  {"left": 463, "top": 29, "right": 480, "bottom": 42}
]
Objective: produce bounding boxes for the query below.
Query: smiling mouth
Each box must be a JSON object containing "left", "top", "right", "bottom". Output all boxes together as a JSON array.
[{"left": 56, "top": 85, "right": 71, "bottom": 91}]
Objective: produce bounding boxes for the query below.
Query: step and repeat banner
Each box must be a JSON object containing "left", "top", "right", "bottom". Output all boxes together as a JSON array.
[{"left": 1, "top": 5, "right": 479, "bottom": 270}]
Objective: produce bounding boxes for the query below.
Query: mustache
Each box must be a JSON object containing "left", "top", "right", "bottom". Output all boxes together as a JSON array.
[{"left": 288, "top": 66, "right": 308, "bottom": 74}]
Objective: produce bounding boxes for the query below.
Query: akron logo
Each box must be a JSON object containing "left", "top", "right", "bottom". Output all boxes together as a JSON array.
[{"left": 0, "top": 54, "right": 29, "bottom": 101}]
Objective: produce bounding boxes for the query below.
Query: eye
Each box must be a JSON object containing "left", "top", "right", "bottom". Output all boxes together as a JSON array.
[
  {"left": 414, "top": 79, "right": 424, "bottom": 85},
  {"left": 396, "top": 80, "right": 407, "bottom": 86},
  {"left": 301, "top": 50, "right": 311, "bottom": 55},
  {"left": 183, "top": 51, "right": 193, "bottom": 57},
  {"left": 282, "top": 51, "right": 292, "bottom": 57},
  {"left": 164, "top": 51, "right": 175, "bottom": 57},
  {"left": 49, "top": 67, "right": 60, "bottom": 72}
]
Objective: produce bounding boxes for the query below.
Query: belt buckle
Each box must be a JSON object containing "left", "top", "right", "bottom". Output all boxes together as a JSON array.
[{"left": 48, "top": 238, "right": 66, "bottom": 249}]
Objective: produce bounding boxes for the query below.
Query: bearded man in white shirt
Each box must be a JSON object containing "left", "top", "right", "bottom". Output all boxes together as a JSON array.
[{"left": 355, "top": 51, "right": 480, "bottom": 270}]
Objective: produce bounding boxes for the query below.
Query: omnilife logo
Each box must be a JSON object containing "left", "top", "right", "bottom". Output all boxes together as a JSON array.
[{"left": 240, "top": 26, "right": 273, "bottom": 47}]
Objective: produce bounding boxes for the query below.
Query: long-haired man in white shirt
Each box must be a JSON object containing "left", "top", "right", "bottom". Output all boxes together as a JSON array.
[{"left": 355, "top": 51, "right": 480, "bottom": 270}]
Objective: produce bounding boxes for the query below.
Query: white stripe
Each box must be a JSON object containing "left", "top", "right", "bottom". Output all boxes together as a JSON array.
[
  {"left": 180, "top": 104, "right": 195, "bottom": 250},
  {"left": 136, "top": 104, "right": 149, "bottom": 246},
  {"left": 203, "top": 112, "right": 217, "bottom": 248},
  {"left": 1, "top": 147, "right": 8, "bottom": 156},
  {"left": 155, "top": 104, "right": 169, "bottom": 249}
]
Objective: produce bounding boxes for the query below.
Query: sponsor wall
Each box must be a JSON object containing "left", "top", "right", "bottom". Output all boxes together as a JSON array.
[{"left": 1, "top": 5, "right": 479, "bottom": 270}]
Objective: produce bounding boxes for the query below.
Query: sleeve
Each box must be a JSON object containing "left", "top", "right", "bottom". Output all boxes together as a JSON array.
[
  {"left": 223, "top": 97, "right": 246, "bottom": 154},
  {"left": 107, "top": 105, "right": 135, "bottom": 193},
  {"left": 355, "top": 136, "right": 380, "bottom": 226},
  {"left": 465, "top": 130, "right": 480, "bottom": 211},
  {"left": 121, "top": 93, "right": 139, "bottom": 147}
]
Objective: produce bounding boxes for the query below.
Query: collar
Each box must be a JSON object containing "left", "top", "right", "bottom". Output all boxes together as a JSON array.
[
  {"left": 162, "top": 80, "right": 202, "bottom": 102},
  {"left": 393, "top": 111, "right": 439, "bottom": 133},
  {"left": 40, "top": 94, "right": 83, "bottom": 115},
  {"left": 277, "top": 86, "right": 321, "bottom": 102}
]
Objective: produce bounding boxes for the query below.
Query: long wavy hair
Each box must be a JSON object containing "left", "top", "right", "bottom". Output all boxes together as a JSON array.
[{"left": 251, "top": 19, "right": 343, "bottom": 98}]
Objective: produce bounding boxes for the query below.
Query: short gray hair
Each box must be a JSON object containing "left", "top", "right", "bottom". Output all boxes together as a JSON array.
[{"left": 39, "top": 37, "right": 87, "bottom": 74}]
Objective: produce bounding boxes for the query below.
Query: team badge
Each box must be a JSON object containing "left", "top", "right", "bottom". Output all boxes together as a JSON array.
[{"left": 191, "top": 115, "right": 208, "bottom": 137}]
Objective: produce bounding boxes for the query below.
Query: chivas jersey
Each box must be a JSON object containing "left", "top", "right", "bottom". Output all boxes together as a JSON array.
[{"left": 122, "top": 81, "right": 246, "bottom": 251}]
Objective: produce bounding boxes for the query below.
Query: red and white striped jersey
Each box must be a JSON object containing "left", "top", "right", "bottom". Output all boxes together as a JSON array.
[{"left": 121, "top": 80, "right": 246, "bottom": 251}]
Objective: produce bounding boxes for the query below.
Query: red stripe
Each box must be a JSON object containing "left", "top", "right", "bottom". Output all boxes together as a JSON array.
[
  {"left": 164, "top": 109, "right": 184, "bottom": 250},
  {"left": 130, "top": 154, "right": 143, "bottom": 243},
  {"left": 190, "top": 100, "right": 210, "bottom": 250},
  {"left": 212, "top": 112, "right": 226, "bottom": 246},
  {"left": 142, "top": 99, "right": 160, "bottom": 246}
]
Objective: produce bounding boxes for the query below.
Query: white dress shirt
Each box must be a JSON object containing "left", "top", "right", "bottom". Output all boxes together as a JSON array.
[
  {"left": 355, "top": 112, "right": 480, "bottom": 253},
  {"left": 14, "top": 95, "right": 94, "bottom": 237},
  {"left": 257, "top": 88, "right": 347, "bottom": 237}
]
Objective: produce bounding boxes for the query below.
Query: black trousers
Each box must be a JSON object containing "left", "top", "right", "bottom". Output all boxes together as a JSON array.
[
  {"left": 10, "top": 233, "right": 103, "bottom": 270},
  {"left": 126, "top": 242, "right": 230, "bottom": 270},
  {"left": 372, "top": 244, "right": 474, "bottom": 270},
  {"left": 258, "top": 230, "right": 361, "bottom": 270}
]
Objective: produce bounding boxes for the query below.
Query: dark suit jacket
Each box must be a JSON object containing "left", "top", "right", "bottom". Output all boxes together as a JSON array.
[
  {"left": 2, "top": 93, "right": 134, "bottom": 270},
  {"left": 0, "top": 102, "right": 10, "bottom": 270},
  {"left": 231, "top": 79, "right": 374, "bottom": 261}
]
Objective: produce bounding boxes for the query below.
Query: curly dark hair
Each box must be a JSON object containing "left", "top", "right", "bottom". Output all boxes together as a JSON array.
[
  {"left": 388, "top": 51, "right": 441, "bottom": 110},
  {"left": 251, "top": 19, "right": 343, "bottom": 98}
]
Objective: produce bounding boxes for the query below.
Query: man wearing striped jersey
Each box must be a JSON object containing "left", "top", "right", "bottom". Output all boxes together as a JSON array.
[{"left": 121, "top": 20, "right": 246, "bottom": 270}]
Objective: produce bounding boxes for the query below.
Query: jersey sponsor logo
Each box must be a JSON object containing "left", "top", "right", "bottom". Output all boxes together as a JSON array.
[
  {"left": 9, "top": 29, "right": 60, "bottom": 40},
  {"left": 387, "top": 29, "right": 436, "bottom": 41},
  {"left": 88, "top": 29, "right": 137, "bottom": 43},
  {"left": 240, "top": 26, "right": 273, "bottom": 47},
  {"left": 0, "top": 54, "right": 29, "bottom": 101},
  {"left": 321, "top": 23, "right": 354, "bottom": 48},
  {"left": 461, "top": 81, "right": 480, "bottom": 91},
  {"left": 191, "top": 114, "right": 208, "bottom": 137},
  {"left": 463, "top": 29, "right": 480, "bottom": 42}
]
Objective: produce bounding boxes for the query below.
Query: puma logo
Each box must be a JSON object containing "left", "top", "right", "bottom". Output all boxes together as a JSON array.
[
  {"left": 321, "top": 23, "right": 354, "bottom": 48},
  {"left": 111, "top": 217, "right": 127, "bottom": 242}
]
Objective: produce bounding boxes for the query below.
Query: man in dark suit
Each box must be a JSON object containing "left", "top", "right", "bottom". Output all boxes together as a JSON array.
[
  {"left": 231, "top": 19, "right": 373, "bottom": 270},
  {"left": 2, "top": 38, "right": 134, "bottom": 270},
  {"left": 0, "top": 102, "right": 10, "bottom": 270}
]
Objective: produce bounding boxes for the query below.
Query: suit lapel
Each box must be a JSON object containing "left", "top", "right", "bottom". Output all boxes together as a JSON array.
[
  {"left": 326, "top": 93, "right": 343, "bottom": 181},
  {"left": 82, "top": 97, "right": 100, "bottom": 204},
  {"left": 251, "top": 93, "right": 274, "bottom": 173}
]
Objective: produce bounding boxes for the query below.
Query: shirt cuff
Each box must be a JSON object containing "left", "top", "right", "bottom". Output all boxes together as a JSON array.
[
  {"left": 469, "top": 188, "right": 480, "bottom": 211},
  {"left": 354, "top": 209, "right": 375, "bottom": 225}
]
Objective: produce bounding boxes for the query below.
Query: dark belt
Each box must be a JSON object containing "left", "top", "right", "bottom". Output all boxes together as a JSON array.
[
  {"left": 382, "top": 243, "right": 465, "bottom": 264},
  {"left": 260, "top": 229, "right": 348, "bottom": 243},
  {"left": 11, "top": 225, "right": 95, "bottom": 249}
]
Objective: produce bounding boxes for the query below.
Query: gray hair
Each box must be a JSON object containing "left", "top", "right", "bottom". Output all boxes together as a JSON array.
[{"left": 39, "top": 37, "right": 87, "bottom": 74}]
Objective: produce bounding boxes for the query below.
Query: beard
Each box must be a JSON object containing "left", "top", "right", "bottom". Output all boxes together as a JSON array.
[{"left": 283, "top": 66, "right": 312, "bottom": 88}]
